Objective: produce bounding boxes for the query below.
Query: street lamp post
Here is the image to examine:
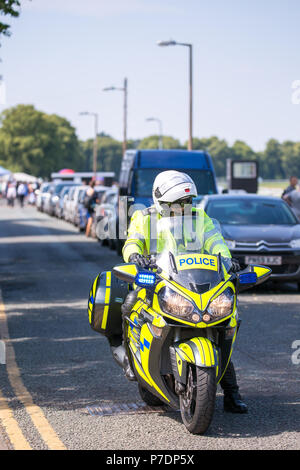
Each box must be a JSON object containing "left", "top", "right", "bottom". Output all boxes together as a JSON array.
[
  {"left": 103, "top": 78, "right": 128, "bottom": 155},
  {"left": 146, "top": 117, "right": 163, "bottom": 149},
  {"left": 79, "top": 112, "right": 99, "bottom": 178},
  {"left": 157, "top": 39, "right": 193, "bottom": 151}
]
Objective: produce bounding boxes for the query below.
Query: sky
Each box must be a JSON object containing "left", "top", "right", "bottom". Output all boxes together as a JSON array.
[{"left": 1, "top": 0, "right": 300, "bottom": 151}]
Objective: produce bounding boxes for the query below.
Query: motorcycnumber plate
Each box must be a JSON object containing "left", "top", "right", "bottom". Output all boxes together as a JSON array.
[
  {"left": 245, "top": 255, "right": 282, "bottom": 265},
  {"left": 176, "top": 254, "right": 218, "bottom": 271}
]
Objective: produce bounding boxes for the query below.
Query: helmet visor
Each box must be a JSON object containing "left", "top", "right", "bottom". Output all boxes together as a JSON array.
[{"left": 159, "top": 196, "right": 193, "bottom": 207}]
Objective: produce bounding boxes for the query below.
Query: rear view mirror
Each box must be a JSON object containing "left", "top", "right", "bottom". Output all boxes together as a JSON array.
[
  {"left": 112, "top": 264, "right": 138, "bottom": 283},
  {"left": 252, "top": 265, "right": 272, "bottom": 285}
]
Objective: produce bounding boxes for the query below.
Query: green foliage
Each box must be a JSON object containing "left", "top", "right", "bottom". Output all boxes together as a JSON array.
[
  {"left": 138, "top": 135, "right": 181, "bottom": 150},
  {"left": 1, "top": 104, "right": 300, "bottom": 181},
  {"left": 0, "top": 0, "right": 21, "bottom": 38},
  {"left": 0, "top": 104, "right": 82, "bottom": 178},
  {"left": 192, "top": 136, "right": 233, "bottom": 177},
  {"left": 80, "top": 135, "right": 123, "bottom": 176}
]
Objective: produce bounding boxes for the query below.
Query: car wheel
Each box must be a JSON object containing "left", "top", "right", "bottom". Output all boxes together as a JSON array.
[{"left": 297, "top": 282, "right": 300, "bottom": 292}]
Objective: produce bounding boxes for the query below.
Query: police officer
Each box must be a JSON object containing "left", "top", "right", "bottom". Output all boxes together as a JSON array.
[{"left": 119, "top": 170, "right": 247, "bottom": 413}]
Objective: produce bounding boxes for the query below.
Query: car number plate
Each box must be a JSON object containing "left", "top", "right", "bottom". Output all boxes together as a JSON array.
[{"left": 245, "top": 255, "right": 282, "bottom": 265}]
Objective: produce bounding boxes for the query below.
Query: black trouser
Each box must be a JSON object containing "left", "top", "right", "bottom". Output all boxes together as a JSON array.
[
  {"left": 220, "top": 360, "right": 239, "bottom": 395},
  {"left": 108, "top": 290, "right": 140, "bottom": 349}
]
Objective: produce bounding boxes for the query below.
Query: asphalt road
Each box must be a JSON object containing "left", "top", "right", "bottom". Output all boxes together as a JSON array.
[{"left": 0, "top": 202, "right": 299, "bottom": 451}]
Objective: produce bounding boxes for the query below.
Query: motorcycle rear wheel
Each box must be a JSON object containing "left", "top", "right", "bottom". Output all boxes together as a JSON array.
[{"left": 180, "top": 365, "right": 216, "bottom": 434}]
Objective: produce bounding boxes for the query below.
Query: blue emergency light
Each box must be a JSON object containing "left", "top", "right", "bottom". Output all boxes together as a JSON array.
[
  {"left": 239, "top": 272, "right": 257, "bottom": 284},
  {"left": 135, "top": 272, "right": 156, "bottom": 287}
]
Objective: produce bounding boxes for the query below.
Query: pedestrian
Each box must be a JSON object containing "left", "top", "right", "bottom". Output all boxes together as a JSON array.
[
  {"left": 282, "top": 176, "right": 298, "bottom": 198},
  {"left": 283, "top": 186, "right": 300, "bottom": 221},
  {"left": 84, "top": 180, "right": 98, "bottom": 237},
  {"left": 6, "top": 181, "right": 17, "bottom": 207},
  {"left": 17, "top": 181, "right": 28, "bottom": 208}
]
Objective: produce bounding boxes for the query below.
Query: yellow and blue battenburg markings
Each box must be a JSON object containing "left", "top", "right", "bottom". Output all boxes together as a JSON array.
[
  {"left": 101, "top": 272, "right": 111, "bottom": 330},
  {"left": 176, "top": 254, "right": 218, "bottom": 272},
  {"left": 88, "top": 275, "right": 99, "bottom": 324},
  {"left": 140, "top": 337, "right": 150, "bottom": 352}
]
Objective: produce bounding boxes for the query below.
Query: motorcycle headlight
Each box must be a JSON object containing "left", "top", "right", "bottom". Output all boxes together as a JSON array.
[
  {"left": 158, "top": 287, "right": 194, "bottom": 319},
  {"left": 205, "top": 288, "right": 234, "bottom": 322}
]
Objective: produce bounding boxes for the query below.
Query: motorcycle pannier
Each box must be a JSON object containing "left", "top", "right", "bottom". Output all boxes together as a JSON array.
[{"left": 88, "top": 271, "right": 128, "bottom": 336}]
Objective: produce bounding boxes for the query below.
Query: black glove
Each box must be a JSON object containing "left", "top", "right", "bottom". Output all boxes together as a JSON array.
[
  {"left": 230, "top": 258, "right": 241, "bottom": 273},
  {"left": 129, "top": 253, "right": 149, "bottom": 269}
]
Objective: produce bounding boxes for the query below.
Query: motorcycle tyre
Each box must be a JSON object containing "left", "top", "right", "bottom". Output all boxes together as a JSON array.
[
  {"left": 180, "top": 365, "right": 216, "bottom": 435},
  {"left": 138, "top": 384, "right": 165, "bottom": 407}
]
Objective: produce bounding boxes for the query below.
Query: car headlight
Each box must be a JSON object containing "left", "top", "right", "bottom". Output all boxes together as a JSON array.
[
  {"left": 205, "top": 288, "right": 234, "bottom": 322},
  {"left": 290, "top": 239, "right": 300, "bottom": 248},
  {"left": 225, "top": 239, "right": 236, "bottom": 249},
  {"left": 158, "top": 287, "right": 195, "bottom": 319}
]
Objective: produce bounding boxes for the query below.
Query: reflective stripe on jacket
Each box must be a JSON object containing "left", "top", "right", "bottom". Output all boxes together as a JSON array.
[{"left": 122, "top": 206, "right": 231, "bottom": 262}]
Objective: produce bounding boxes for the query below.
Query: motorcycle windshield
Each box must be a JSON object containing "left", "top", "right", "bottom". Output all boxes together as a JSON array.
[{"left": 155, "top": 216, "right": 229, "bottom": 292}]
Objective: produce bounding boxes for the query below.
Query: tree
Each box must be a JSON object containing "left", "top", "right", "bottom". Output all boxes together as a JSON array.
[
  {"left": 0, "top": 0, "right": 21, "bottom": 40},
  {"left": 80, "top": 134, "right": 123, "bottom": 177},
  {"left": 138, "top": 135, "right": 181, "bottom": 150},
  {"left": 192, "top": 136, "right": 233, "bottom": 177},
  {"left": 281, "top": 141, "right": 300, "bottom": 179},
  {"left": 231, "top": 140, "right": 257, "bottom": 161},
  {"left": 0, "top": 104, "right": 83, "bottom": 177},
  {"left": 260, "top": 139, "right": 284, "bottom": 179}
]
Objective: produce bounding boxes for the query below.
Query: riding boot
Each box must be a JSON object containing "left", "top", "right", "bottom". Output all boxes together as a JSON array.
[
  {"left": 220, "top": 361, "right": 248, "bottom": 414},
  {"left": 110, "top": 344, "right": 136, "bottom": 381}
]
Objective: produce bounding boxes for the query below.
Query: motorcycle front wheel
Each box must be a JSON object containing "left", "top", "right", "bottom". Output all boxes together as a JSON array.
[{"left": 180, "top": 365, "right": 216, "bottom": 434}]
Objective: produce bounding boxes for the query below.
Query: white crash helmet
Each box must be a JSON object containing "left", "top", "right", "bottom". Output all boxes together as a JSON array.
[{"left": 152, "top": 170, "right": 198, "bottom": 214}]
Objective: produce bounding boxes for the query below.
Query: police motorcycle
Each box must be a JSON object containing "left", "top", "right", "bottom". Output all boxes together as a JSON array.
[{"left": 88, "top": 217, "right": 271, "bottom": 434}]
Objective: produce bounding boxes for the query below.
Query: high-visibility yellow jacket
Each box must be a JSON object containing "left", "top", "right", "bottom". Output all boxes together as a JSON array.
[{"left": 123, "top": 206, "right": 231, "bottom": 262}]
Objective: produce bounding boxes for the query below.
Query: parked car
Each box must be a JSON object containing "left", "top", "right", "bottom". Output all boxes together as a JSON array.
[
  {"left": 54, "top": 186, "right": 72, "bottom": 219},
  {"left": 64, "top": 186, "right": 81, "bottom": 223},
  {"left": 199, "top": 194, "right": 300, "bottom": 289},
  {"left": 76, "top": 185, "right": 109, "bottom": 234},
  {"left": 67, "top": 185, "right": 89, "bottom": 226},
  {"left": 44, "top": 182, "right": 79, "bottom": 216},
  {"left": 74, "top": 187, "right": 89, "bottom": 229},
  {"left": 36, "top": 183, "right": 51, "bottom": 212},
  {"left": 95, "top": 188, "right": 118, "bottom": 248}
]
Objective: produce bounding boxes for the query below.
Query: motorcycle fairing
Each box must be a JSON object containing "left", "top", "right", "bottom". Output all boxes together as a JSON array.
[
  {"left": 173, "top": 337, "right": 218, "bottom": 368},
  {"left": 170, "top": 337, "right": 219, "bottom": 384},
  {"left": 127, "top": 317, "right": 179, "bottom": 408}
]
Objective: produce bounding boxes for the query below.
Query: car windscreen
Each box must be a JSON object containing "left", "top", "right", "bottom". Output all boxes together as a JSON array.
[
  {"left": 60, "top": 187, "right": 70, "bottom": 196},
  {"left": 205, "top": 198, "right": 298, "bottom": 225},
  {"left": 54, "top": 184, "right": 77, "bottom": 195},
  {"left": 133, "top": 169, "right": 216, "bottom": 197}
]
